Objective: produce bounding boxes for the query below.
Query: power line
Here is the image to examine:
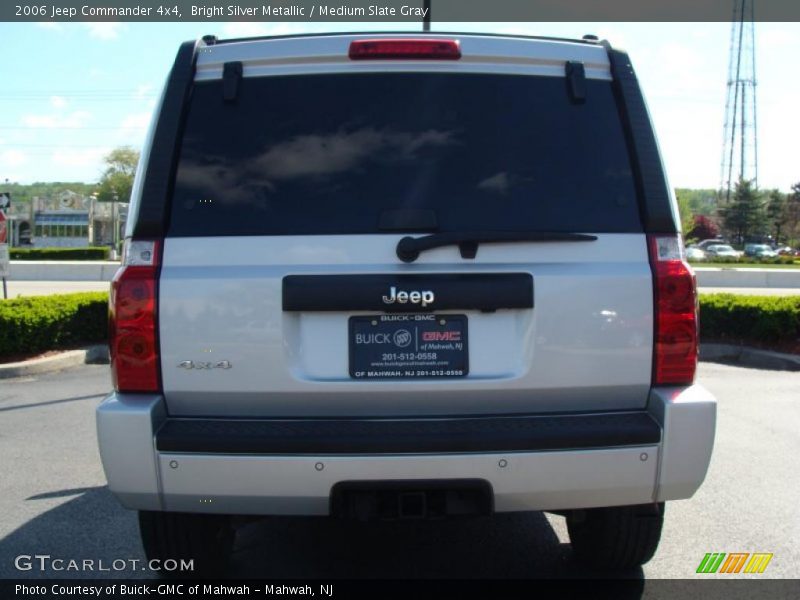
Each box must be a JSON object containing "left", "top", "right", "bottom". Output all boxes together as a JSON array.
[
  {"left": 0, "top": 98, "right": 155, "bottom": 102},
  {"left": 0, "top": 126, "right": 146, "bottom": 130},
  {"left": 2, "top": 90, "right": 156, "bottom": 96},
  {"left": 3, "top": 143, "right": 142, "bottom": 148}
]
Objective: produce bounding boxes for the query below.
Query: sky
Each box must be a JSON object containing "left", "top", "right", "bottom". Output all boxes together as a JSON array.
[{"left": 0, "top": 21, "right": 798, "bottom": 191}]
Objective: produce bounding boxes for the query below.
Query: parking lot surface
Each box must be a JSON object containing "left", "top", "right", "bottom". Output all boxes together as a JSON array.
[{"left": 0, "top": 363, "right": 797, "bottom": 579}]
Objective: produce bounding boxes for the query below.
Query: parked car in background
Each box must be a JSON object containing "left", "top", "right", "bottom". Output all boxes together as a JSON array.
[
  {"left": 775, "top": 246, "right": 798, "bottom": 257},
  {"left": 685, "top": 245, "right": 706, "bottom": 261},
  {"left": 696, "top": 238, "right": 728, "bottom": 251},
  {"left": 744, "top": 244, "right": 778, "bottom": 258},
  {"left": 705, "top": 244, "right": 740, "bottom": 259}
]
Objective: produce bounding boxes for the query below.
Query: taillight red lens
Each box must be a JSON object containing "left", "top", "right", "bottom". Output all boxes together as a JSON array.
[
  {"left": 648, "top": 235, "right": 698, "bottom": 386},
  {"left": 110, "top": 240, "right": 161, "bottom": 393},
  {"left": 349, "top": 39, "right": 461, "bottom": 60}
]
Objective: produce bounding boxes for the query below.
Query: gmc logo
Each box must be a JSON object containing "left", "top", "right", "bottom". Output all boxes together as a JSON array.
[{"left": 422, "top": 331, "right": 461, "bottom": 342}]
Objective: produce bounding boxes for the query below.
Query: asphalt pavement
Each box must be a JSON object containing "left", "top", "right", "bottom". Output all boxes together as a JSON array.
[{"left": 0, "top": 363, "right": 797, "bottom": 580}]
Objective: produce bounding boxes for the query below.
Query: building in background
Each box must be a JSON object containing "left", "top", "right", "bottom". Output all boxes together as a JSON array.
[
  {"left": 91, "top": 201, "right": 127, "bottom": 248},
  {"left": 5, "top": 190, "right": 126, "bottom": 248},
  {"left": 4, "top": 200, "right": 32, "bottom": 247}
]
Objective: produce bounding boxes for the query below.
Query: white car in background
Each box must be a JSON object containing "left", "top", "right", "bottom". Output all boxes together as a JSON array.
[
  {"left": 704, "top": 244, "right": 740, "bottom": 259},
  {"left": 685, "top": 245, "right": 706, "bottom": 261}
]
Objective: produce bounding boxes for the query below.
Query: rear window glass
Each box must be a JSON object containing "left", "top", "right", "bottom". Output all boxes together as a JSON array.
[{"left": 169, "top": 73, "right": 642, "bottom": 236}]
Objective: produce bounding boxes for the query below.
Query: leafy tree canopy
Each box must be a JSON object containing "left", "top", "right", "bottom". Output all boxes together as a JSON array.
[
  {"left": 94, "top": 146, "right": 140, "bottom": 203},
  {"left": 675, "top": 188, "right": 718, "bottom": 216},
  {"left": 0, "top": 182, "right": 95, "bottom": 205},
  {"left": 688, "top": 215, "right": 720, "bottom": 241},
  {"left": 676, "top": 194, "right": 695, "bottom": 235},
  {"left": 719, "top": 178, "right": 767, "bottom": 244},
  {"left": 766, "top": 189, "right": 787, "bottom": 243}
]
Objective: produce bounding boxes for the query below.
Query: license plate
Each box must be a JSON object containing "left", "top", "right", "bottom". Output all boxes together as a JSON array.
[{"left": 349, "top": 314, "right": 468, "bottom": 379}]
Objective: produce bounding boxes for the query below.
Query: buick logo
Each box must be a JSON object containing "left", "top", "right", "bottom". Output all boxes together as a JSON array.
[
  {"left": 393, "top": 329, "right": 413, "bottom": 348},
  {"left": 382, "top": 286, "right": 435, "bottom": 307}
]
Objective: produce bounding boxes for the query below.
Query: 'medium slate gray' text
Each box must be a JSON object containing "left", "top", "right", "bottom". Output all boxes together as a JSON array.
[{"left": 191, "top": 5, "right": 429, "bottom": 18}]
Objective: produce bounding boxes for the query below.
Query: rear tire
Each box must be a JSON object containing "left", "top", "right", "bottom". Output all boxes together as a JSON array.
[
  {"left": 566, "top": 503, "right": 664, "bottom": 570},
  {"left": 138, "top": 511, "right": 235, "bottom": 577}
]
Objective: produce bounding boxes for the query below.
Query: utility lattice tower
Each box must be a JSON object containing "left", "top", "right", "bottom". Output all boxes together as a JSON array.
[{"left": 720, "top": 0, "right": 758, "bottom": 202}]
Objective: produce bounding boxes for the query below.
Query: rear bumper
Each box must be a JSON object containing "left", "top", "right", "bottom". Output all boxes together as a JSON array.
[{"left": 96, "top": 385, "right": 715, "bottom": 515}]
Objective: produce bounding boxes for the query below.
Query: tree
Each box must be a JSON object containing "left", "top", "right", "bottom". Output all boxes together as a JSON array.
[
  {"left": 676, "top": 194, "right": 695, "bottom": 236},
  {"left": 1, "top": 182, "right": 95, "bottom": 204},
  {"left": 95, "top": 146, "right": 139, "bottom": 203},
  {"left": 688, "top": 215, "right": 719, "bottom": 241},
  {"left": 765, "top": 189, "right": 787, "bottom": 244},
  {"left": 675, "top": 188, "right": 718, "bottom": 216},
  {"left": 786, "top": 182, "right": 800, "bottom": 247},
  {"left": 719, "top": 178, "right": 766, "bottom": 244}
]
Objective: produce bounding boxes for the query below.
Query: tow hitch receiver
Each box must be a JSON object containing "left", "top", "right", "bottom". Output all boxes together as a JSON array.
[{"left": 331, "top": 480, "right": 493, "bottom": 521}]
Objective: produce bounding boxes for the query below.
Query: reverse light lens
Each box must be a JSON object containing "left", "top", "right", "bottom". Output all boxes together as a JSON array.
[
  {"left": 123, "top": 240, "right": 157, "bottom": 266},
  {"left": 110, "top": 240, "right": 161, "bottom": 393},
  {"left": 652, "top": 236, "right": 685, "bottom": 261},
  {"left": 648, "top": 235, "right": 698, "bottom": 386},
  {"left": 349, "top": 39, "right": 461, "bottom": 60}
]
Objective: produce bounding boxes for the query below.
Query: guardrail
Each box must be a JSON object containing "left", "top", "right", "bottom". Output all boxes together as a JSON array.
[
  {"left": 5, "top": 261, "right": 800, "bottom": 288},
  {"left": 693, "top": 267, "right": 800, "bottom": 289},
  {"left": 8, "top": 260, "right": 121, "bottom": 281}
]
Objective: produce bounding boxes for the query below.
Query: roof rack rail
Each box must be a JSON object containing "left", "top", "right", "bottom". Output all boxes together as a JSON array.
[{"left": 208, "top": 30, "right": 604, "bottom": 47}]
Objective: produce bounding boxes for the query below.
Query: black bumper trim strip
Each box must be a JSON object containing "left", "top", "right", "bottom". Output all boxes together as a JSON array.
[{"left": 155, "top": 412, "right": 661, "bottom": 455}]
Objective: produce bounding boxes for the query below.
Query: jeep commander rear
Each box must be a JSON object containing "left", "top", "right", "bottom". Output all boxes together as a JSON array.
[{"left": 96, "top": 33, "right": 716, "bottom": 572}]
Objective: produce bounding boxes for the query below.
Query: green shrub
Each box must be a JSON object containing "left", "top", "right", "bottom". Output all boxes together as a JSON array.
[
  {"left": 0, "top": 292, "right": 108, "bottom": 358},
  {"left": 699, "top": 294, "right": 800, "bottom": 344},
  {"left": 10, "top": 247, "right": 111, "bottom": 261},
  {"left": 689, "top": 255, "right": 797, "bottom": 266},
  {"left": 1, "top": 292, "right": 797, "bottom": 360}
]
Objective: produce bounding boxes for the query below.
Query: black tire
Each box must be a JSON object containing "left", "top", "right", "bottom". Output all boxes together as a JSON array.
[
  {"left": 566, "top": 503, "right": 665, "bottom": 570},
  {"left": 138, "top": 511, "right": 235, "bottom": 578}
]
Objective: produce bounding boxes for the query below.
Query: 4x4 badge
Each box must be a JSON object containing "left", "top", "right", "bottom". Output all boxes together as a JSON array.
[{"left": 178, "top": 360, "right": 232, "bottom": 370}]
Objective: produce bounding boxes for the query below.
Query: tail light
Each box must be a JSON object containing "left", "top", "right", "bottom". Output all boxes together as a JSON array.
[
  {"left": 349, "top": 39, "right": 461, "bottom": 60},
  {"left": 648, "top": 235, "right": 698, "bottom": 386},
  {"left": 110, "top": 239, "right": 161, "bottom": 393}
]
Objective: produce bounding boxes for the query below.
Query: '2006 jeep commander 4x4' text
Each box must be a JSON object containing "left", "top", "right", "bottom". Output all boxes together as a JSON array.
[{"left": 97, "top": 33, "right": 716, "bottom": 572}]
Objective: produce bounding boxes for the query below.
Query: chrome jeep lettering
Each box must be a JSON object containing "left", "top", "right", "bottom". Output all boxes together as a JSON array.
[{"left": 382, "top": 286, "right": 435, "bottom": 307}]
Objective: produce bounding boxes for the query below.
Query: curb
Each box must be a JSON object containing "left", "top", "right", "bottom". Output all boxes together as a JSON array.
[
  {"left": 694, "top": 267, "right": 800, "bottom": 290},
  {"left": 700, "top": 343, "right": 800, "bottom": 372},
  {"left": 0, "top": 344, "right": 109, "bottom": 379},
  {"left": 8, "top": 260, "right": 121, "bottom": 282}
]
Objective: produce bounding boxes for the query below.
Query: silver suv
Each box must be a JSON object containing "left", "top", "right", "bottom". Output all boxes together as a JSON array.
[{"left": 97, "top": 32, "right": 716, "bottom": 573}]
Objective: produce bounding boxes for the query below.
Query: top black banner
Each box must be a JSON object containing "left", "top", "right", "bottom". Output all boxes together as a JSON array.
[{"left": 4, "top": 0, "right": 800, "bottom": 23}]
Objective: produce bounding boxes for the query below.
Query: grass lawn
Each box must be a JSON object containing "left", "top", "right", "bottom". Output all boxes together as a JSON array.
[{"left": 691, "top": 262, "right": 800, "bottom": 270}]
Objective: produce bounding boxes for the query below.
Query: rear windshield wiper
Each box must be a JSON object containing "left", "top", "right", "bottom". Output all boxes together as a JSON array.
[{"left": 396, "top": 231, "right": 597, "bottom": 263}]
